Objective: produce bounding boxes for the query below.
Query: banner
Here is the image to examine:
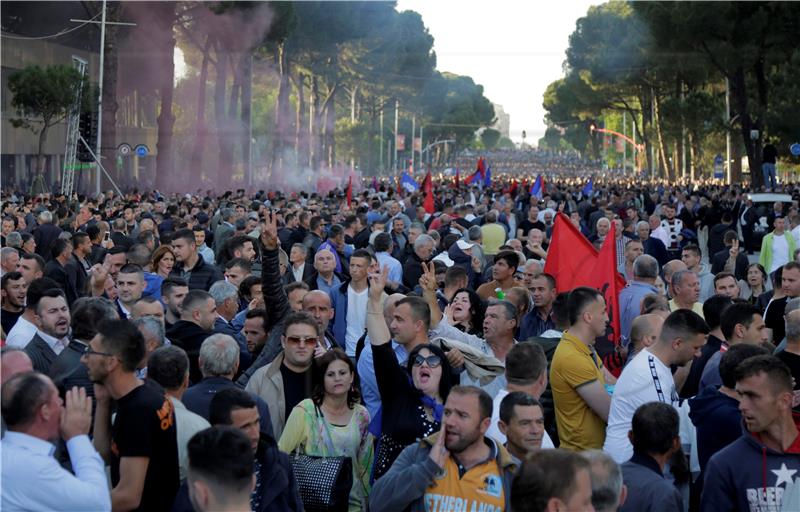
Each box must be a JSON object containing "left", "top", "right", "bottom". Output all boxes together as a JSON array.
[
  {"left": 396, "top": 134, "right": 405, "bottom": 151},
  {"left": 413, "top": 137, "right": 422, "bottom": 152}
]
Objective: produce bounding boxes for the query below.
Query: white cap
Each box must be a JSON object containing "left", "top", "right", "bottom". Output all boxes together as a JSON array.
[{"left": 456, "top": 239, "right": 474, "bottom": 251}]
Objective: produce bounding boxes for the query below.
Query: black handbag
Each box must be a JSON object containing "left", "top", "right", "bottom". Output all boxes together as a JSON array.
[{"left": 290, "top": 407, "right": 353, "bottom": 512}]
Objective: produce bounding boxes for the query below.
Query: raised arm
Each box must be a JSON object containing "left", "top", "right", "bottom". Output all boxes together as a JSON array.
[
  {"left": 366, "top": 265, "right": 391, "bottom": 346},
  {"left": 419, "top": 261, "right": 443, "bottom": 328},
  {"left": 260, "top": 210, "right": 289, "bottom": 332}
]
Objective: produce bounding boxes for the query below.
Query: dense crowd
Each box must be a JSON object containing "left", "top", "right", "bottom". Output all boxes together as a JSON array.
[
  {"left": 0, "top": 175, "right": 799, "bottom": 512},
  {"left": 453, "top": 148, "right": 602, "bottom": 176}
]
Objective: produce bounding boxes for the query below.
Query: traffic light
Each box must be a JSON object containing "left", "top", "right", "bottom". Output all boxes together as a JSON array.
[{"left": 77, "top": 110, "right": 97, "bottom": 162}]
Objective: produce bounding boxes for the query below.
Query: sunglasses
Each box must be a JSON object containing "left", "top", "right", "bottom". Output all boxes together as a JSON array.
[
  {"left": 83, "top": 345, "right": 114, "bottom": 358},
  {"left": 412, "top": 354, "right": 441, "bottom": 368},
  {"left": 285, "top": 335, "right": 318, "bottom": 346}
]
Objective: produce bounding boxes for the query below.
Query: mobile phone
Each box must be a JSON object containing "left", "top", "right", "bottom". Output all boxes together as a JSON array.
[{"left": 104, "top": 232, "right": 110, "bottom": 242}]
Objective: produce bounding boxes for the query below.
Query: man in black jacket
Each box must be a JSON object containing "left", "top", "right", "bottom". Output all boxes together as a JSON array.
[
  {"left": 166, "top": 290, "right": 217, "bottom": 384},
  {"left": 170, "top": 228, "right": 224, "bottom": 291},
  {"left": 172, "top": 388, "right": 302, "bottom": 512},
  {"left": 710, "top": 230, "right": 750, "bottom": 280}
]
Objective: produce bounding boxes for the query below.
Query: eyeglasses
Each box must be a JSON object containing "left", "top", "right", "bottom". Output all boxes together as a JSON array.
[
  {"left": 413, "top": 354, "right": 442, "bottom": 368},
  {"left": 83, "top": 345, "right": 114, "bottom": 358},
  {"left": 285, "top": 335, "right": 319, "bottom": 346}
]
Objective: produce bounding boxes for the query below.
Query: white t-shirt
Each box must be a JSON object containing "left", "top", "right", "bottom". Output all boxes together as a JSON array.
[
  {"left": 5, "top": 316, "right": 38, "bottom": 348},
  {"left": 344, "top": 286, "right": 369, "bottom": 357},
  {"left": 603, "top": 349, "right": 679, "bottom": 464},
  {"left": 771, "top": 233, "right": 790, "bottom": 273},
  {"left": 486, "top": 388, "right": 555, "bottom": 449}
]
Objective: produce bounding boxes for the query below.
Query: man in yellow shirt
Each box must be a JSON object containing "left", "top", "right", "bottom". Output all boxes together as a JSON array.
[
  {"left": 550, "top": 287, "right": 613, "bottom": 451},
  {"left": 668, "top": 269, "right": 705, "bottom": 318},
  {"left": 480, "top": 210, "right": 507, "bottom": 258}
]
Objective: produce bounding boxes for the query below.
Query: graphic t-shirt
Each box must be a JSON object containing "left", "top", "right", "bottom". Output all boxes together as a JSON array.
[
  {"left": 110, "top": 382, "right": 180, "bottom": 512},
  {"left": 423, "top": 444, "right": 505, "bottom": 512}
]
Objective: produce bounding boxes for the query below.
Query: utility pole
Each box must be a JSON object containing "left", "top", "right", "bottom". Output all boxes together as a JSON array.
[
  {"left": 393, "top": 99, "right": 399, "bottom": 172},
  {"left": 410, "top": 113, "right": 415, "bottom": 173},
  {"left": 681, "top": 82, "right": 687, "bottom": 179},
  {"left": 622, "top": 111, "right": 627, "bottom": 174},
  {"left": 725, "top": 78, "right": 731, "bottom": 185},
  {"left": 71, "top": 4, "right": 136, "bottom": 194},
  {"left": 379, "top": 107, "right": 384, "bottom": 172}
]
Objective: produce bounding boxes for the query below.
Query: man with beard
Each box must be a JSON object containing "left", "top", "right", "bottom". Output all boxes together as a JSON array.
[
  {"left": 84, "top": 319, "right": 180, "bottom": 511},
  {"left": 24, "top": 289, "right": 71, "bottom": 374},
  {"left": 161, "top": 277, "right": 189, "bottom": 330},
  {"left": 1, "top": 271, "right": 27, "bottom": 334},
  {"left": 370, "top": 386, "right": 516, "bottom": 512}
]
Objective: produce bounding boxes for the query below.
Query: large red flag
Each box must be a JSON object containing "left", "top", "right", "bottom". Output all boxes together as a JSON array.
[
  {"left": 423, "top": 171, "right": 434, "bottom": 214},
  {"left": 543, "top": 214, "right": 625, "bottom": 345},
  {"left": 346, "top": 176, "right": 352, "bottom": 206},
  {"left": 454, "top": 169, "right": 460, "bottom": 188}
]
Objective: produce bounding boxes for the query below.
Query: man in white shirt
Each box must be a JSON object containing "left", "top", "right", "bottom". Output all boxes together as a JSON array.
[
  {"left": 147, "top": 345, "right": 210, "bottom": 481},
  {"left": 603, "top": 309, "right": 709, "bottom": 463},
  {"left": 115, "top": 264, "right": 146, "bottom": 320},
  {"left": 6, "top": 277, "right": 60, "bottom": 349},
  {"left": 1, "top": 373, "right": 110, "bottom": 511},
  {"left": 486, "top": 343, "right": 554, "bottom": 449},
  {"left": 343, "top": 251, "right": 371, "bottom": 357}
]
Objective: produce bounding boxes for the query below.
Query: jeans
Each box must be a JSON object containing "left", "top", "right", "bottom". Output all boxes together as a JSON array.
[{"left": 762, "top": 162, "right": 777, "bottom": 189}]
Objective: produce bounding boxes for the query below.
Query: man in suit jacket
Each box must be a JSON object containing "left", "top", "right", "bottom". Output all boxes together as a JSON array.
[
  {"left": 65, "top": 231, "right": 92, "bottom": 300},
  {"left": 213, "top": 208, "right": 236, "bottom": 261},
  {"left": 24, "top": 289, "right": 71, "bottom": 374},
  {"left": 32, "top": 210, "right": 62, "bottom": 261},
  {"left": 44, "top": 239, "right": 81, "bottom": 306},
  {"left": 738, "top": 198, "right": 758, "bottom": 255},
  {"left": 710, "top": 230, "right": 750, "bottom": 281},
  {"left": 109, "top": 217, "right": 135, "bottom": 251}
]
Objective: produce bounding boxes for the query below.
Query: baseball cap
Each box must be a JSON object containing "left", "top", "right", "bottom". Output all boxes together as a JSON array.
[{"left": 456, "top": 239, "right": 474, "bottom": 251}]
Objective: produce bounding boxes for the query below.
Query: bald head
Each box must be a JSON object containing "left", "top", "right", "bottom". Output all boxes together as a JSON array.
[
  {"left": 1, "top": 349, "right": 33, "bottom": 385},
  {"left": 302, "top": 289, "right": 332, "bottom": 309},
  {"left": 383, "top": 293, "right": 406, "bottom": 325},
  {"left": 785, "top": 309, "right": 800, "bottom": 343},
  {"left": 629, "top": 314, "right": 664, "bottom": 353}
]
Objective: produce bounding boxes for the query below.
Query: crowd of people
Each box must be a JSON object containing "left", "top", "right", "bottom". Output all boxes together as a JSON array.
[
  {"left": 453, "top": 148, "right": 602, "bottom": 176},
  {"left": 0, "top": 174, "right": 799, "bottom": 512}
]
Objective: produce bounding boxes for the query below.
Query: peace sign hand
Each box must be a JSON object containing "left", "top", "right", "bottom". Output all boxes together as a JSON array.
[
  {"left": 368, "top": 265, "right": 389, "bottom": 302},
  {"left": 260, "top": 210, "right": 279, "bottom": 250},
  {"left": 419, "top": 261, "right": 438, "bottom": 294}
]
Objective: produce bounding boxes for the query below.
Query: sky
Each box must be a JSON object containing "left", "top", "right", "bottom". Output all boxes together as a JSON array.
[{"left": 397, "top": 0, "right": 601, "bottom": 144}]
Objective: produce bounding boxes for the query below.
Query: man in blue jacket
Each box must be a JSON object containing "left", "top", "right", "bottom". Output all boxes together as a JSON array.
[{"left": 701, "top": 355, "right": 800, "bottom": 511}]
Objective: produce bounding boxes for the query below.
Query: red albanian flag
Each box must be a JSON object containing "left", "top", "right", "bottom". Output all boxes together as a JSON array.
[{"left": 423, "top": 171, "right": 435, "bottom": 214}]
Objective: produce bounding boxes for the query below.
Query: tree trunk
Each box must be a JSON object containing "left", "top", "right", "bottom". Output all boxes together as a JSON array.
[
  {"left": 190, "top": 35, "right": 212, "bottom": 182},
  {"left": 730, "top": 66, "right": 763, "bottom": 188},
  {"left": 272, "top": 43, "right": 292, "bottom": 174},
  {"left": 155, "top": 2, "right": 177, "bottom": 191},
  {"left": 653, "top": 92, "right": 672, "bottom": 180},
  {"left": 309, "top": 75, "right": 320, "bottom": 170},
  {"left": 324, "top": 87, "right": 337, "bottom": 169},
  {"left": 35, "top": 125, "right": 48, "bottom": 184},
  {"left": 214, "top": 48, "right": 231, "bottom": 188},
  {"left": 241, "top": 53, "right": 252, "bottom": 188},
  {"left": 293, "top": 72, "right": 307, "bottom": 165}
]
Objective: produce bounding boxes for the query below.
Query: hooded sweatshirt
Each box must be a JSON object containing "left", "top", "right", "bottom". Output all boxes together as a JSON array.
[
  {"left": 701, "top": 413, "right": 800, "bottom": 512},
  {"left": 688, "top": 385, "right": 742, "bottom": 472}
]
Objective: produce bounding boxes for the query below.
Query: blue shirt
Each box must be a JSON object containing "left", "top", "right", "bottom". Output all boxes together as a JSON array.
[
  {"left": 618, "top": 281, "right": 659, "bottom": 345},
  {"left": 375, "top": 251, "right": 403, "bottom": 284},
  {"left": 1, "top": 432, "right": 111, "bottom": 511},
  {"left": 356, "top": 339, "right": 408, "bottom": 421},
  {"left": 317, "top": 240, "right": 343, "bottom": 273},
  {"left": 316, "top": 273, "right": 342, "bottom": 296},
  {"left": 518, "top": 306, "right": 556, "bottom": 341}
]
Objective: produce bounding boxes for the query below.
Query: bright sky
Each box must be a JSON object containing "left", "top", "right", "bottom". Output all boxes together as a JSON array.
[{"left": 397, "top": 0, "right": 601, "bottom": 144}]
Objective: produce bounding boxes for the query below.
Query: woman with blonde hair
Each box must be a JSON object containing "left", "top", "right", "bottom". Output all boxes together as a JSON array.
[{"left": 151, "top": 245, "right": 176, "bottom": 278}]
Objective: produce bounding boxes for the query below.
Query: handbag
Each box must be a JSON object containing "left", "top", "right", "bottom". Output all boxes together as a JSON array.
[{"left": 290, "top": 406, "right": 353, "bottom": 512}]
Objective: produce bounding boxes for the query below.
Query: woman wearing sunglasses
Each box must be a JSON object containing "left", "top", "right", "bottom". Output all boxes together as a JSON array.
[{"left": 278, "top": 348, "right": 374, "bottom": 510}]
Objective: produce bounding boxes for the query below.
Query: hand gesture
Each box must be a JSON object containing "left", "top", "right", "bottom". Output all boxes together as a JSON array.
[
  {"left": 60, "top": 387, "right": 93, "bottom": 440},
  {"left": 419, "top": 261, "right": 438, "bottom": 294},
  {"left": 260, "top": 210, "right": 279, "bottom": 250},
  {"left": 729, "top": 239, "right": 739, "bottom": 259},
  {"left": 368, "top": 265, "right": 389, "bottom": 302},
  {"left": 428, "top": 423, "right": 450, "bottom": 469},
  {"left": 314, "top": 343, "right": 327, "bottom": 360},
  {"left": 89, "top": 262, "right": 110, "bottom": 293},
  {"left": 248, "top": 296, "right": 265, "bottom": 311},
  {"left": 471, "top": 256, "right": 483, "bottom": 273},
  {"left": 443, "top": 303, "right": 455, "bottom": 325}
]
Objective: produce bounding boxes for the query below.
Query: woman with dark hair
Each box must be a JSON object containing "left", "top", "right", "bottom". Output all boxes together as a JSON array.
[
  {"left": 278, "top": 348, "right": 373, "bottom": 511},
  {"left": 740, "top": 262, "right": 771, "bottom": 307},
  {"left": 150, "top": 245, "right": 176, "bottom": 278},
  {"left": 449, "top": 288, "right": 486, "bottom": 336},
  {"left": 372, "top": 339, "right": 453, "bottom": 481}
]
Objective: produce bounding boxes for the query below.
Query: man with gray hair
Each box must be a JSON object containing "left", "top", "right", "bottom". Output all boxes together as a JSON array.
[
  {"left": 1, "top": 247, "right": 20, "bottom": 276},
  {"left": 132, "top": 316, "right": 165, "bottom": 378},
  {"left": 402, "top": 233, "right": 436, "bottom": 289},
  {"left": 618, "top": 254, "right": 660, "bottom": 344},
  {"left": 582, "top": 450, "right": 627, "bottom": 512},
  {"left": 636, "top": 220, "right": 668, "bottom": 267},
  {"left": 181, "top": 334, "right": 274, "bottom": 437},
  {"left": 209, "top": 280, "right": 250, "bottom": 370},
  {"left": 213, "top": 208, "right": 235, "bottom": 260},
  {"left": 668, "top": 269, "right": 704, "bottom": 317},
  {"left": 5, "top": 231, "right": 23, "bottom": 251},
  {"left": 774, "top": 296, "right": 800, "bottom": 354},
  {"left": 662, "top": 259, "right": 687, "bottom": 299},
  {"left": 32, "top": 209, "right": 61, "bottom": 260}
]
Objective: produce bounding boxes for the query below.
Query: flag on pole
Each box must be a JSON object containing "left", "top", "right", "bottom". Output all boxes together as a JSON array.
[
  {"left": 423, "top": 171, "right": 434, "bottom": 214},
  {"left": 530, "top": 175, "right": 544, "bottom": 200},
  {"left": 464, "top": 157, "right": 486, "bottom": 185},
  {"left": 582, "top": 178, "right": 593, "bottom": 197},
  {"left": 400, "top": 172, "right": 419, "bottom": 193},
  {"left": 346, "top": 176, "right": 352, "bottom": 206},
  {"left": 483, "top": 166, "right": 492, "bottom": 187},
  {"left": 544, "top": 214, "right": 626, "bottom": 345},
  {"left": 454, "top": 168, "right": 460, "bottom": 188}
]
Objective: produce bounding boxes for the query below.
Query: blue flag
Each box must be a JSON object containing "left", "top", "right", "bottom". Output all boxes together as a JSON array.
[
  {"left": 582, "top": 178, "right": 593, "bottom": 197},
  {"left": 530, "top": 175, "right": 543, "bottom": 200},
  {"left": 483, "top": 166, "right": 492, "bottom": 187},
  {"left": 400, "top": 172, "right": 419, "bottom": 193}
]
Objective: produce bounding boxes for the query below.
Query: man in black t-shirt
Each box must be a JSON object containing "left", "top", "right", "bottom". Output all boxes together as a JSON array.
[
  {"left": 1, "top": 271, "right": 26, "bottom": 334},
  {"left": 516, "top": 205, "right": 545, "bottom": 240},
  {"left": 84, "top": 319, "right": 180, "bottom": 511}
]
